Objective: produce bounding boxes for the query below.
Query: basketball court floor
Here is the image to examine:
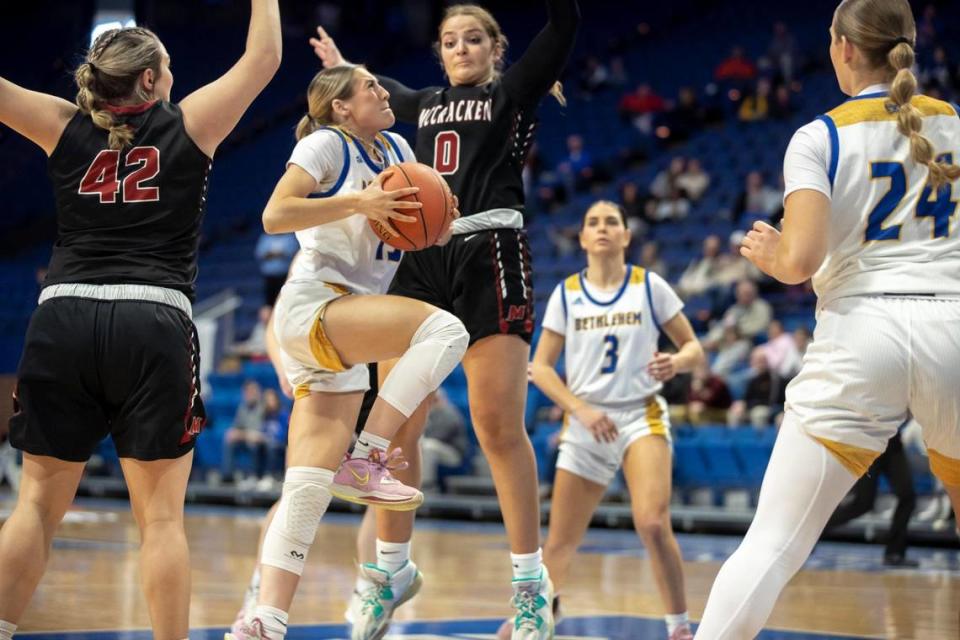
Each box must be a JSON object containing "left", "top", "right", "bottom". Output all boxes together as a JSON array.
[{"left": 4, "top": 497, "right": 958, "bottom": 639}]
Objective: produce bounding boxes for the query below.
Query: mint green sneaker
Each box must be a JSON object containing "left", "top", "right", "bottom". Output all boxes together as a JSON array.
[
  {"left": 348, "top": 561, "right": 423, "bottom": 640},
  {"left": 509, "top": 567, "right": 555, "bottom": 640}
]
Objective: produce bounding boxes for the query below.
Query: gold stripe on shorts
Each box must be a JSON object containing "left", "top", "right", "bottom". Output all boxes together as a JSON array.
[
  {"left": 307, "top": 283, "right": 351, "bottom": 374},
  {"left": 813, "top": 436, "right": 880, "bottom": 477},
  {"left": 928, "top": 448, "right": 960, "bottom": 486},
  {"left": 645, "top": 397, "right": 667, "bottom": 437}
]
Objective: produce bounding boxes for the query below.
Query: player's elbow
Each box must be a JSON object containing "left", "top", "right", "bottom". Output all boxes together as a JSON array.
[{"left": 262, "top": 207, "right": 285, "bottom": 234}]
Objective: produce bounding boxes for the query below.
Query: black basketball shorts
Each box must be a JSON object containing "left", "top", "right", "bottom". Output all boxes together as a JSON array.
[
  {"left": 10, "top": 289, "right": 205, "bottom": 462},
  {"left": 388, "top": 228, "right": 535, "bottom": 344}
]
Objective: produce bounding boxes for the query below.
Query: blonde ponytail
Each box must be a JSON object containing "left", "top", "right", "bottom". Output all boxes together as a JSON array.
[
  {"left": 296, "top": 65, "right": 359, "bottom": 141},
  {"left": 834, "top": 0, "right": 960, "bottom": 190},
  {"left": 886, "top": 42, "right": 960, "bottom": 190},
  {"left": 549, "top": 81, "right": 567, "bottom": 107}
]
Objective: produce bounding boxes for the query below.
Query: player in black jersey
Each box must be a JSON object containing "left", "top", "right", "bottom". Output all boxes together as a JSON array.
[
  {"left": 310, "top": 3, "right": 578, "bottom": 638},
  {"left": 0, "top": 3, "right": 280, "bottom": 637}
]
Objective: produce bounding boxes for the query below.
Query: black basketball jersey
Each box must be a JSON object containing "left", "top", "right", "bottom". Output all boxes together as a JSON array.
[
  {"left": 376, "top": 0, "right": 579, "bottom": 221},
  {"left": 410, "top": 81, "right": 535, "bottom": 218},
  {"left": 45, "top": 101, "right": 211, "bottom": 300}
]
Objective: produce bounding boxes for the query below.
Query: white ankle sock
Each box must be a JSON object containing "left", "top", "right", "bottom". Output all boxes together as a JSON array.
[
  {"left": 352, "top": 432, "right": 391, "bottom": 460},
  {"left": 665, "top": 612, "right": 690, "bottom": 634},
  {"left": 510, "top": 548, "right": 543, "bottom": 580},
  {"left": 376, "top": 538, "right": 411, "bottom": 574},
  {"left": 253, "top": 605, "right": 288, "bottom": 638},
  {"left": 0, "top": 620, "right": 16, "bottom": 640}
]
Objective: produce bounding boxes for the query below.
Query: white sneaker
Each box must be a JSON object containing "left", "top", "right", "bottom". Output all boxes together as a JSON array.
[
  {"left": 508, "top": 567, "right": 555, "bottom": 640},
  {"left": 230, "top": 573, "right": 260, "bottom": 636},
  {"left": 348, "top": 561, "right": 423, "bottom": 640}
]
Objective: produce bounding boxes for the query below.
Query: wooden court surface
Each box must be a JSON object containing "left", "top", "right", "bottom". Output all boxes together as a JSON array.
[{"left": 3, "top": 498, "right": 959, "bottom": 639}]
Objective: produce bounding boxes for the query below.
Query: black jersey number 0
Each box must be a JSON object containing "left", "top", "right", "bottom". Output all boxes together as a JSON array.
[
  {"left": 433, "top": 131, "right": 460, "bottom": 176},
  {"left": 79, "top": 146, "right": 161, "bottom": 204}
]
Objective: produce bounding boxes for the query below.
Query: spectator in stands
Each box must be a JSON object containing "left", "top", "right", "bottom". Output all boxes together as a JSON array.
[
  {"left": 0, "top": 421, "right": 20, "bottom": 492},
  {"left": 256, "top": 388, "right": 289, "bottom": 489},
  {"left": 420, "top": 389, "right": 468, "bottom": 492},
  {"left": 255, "top": 230, "right": 299, "bottom": 306},
  {"left": 916, "top": 4, "right": 940, "bottom": 53},
  {"left": 579, "top": 55, "right": 609, "bottom": 95},
  {"left": 221, "top": 380, "right": 267, "bottom": 484},
  {"left": 921, "top": 46, "right": 957, "bottom": 96},
  {"left": 738, "top": 78, "right": 771, "bottom": 122},
  {"left": 766, "top": 22, "right": 799, "bottom": 84},
  {"left": 620, "top": 180, "right": 651, "bottom": 233},
  {"left": 760, "top": 319, "right": 801, "bottom": 379},
  {"left": 705, "top": 280, "right": 773, "bottom": 347},
  {"left": 713, "top": 230, "right": 763, "bottom": 288},
  {"left": 637, "top": 240, "right": 668, "bottom": 279},
  {"left": 558, "top": 133, "right": 595, "bottom": 193},
  {"left": 676, "top": 158, "right": 711, "bottom": 201},
  {"left": 649, "top": 156, "right": 685, "bottom": 200},
  {"left": 667, "top": 86, "right": 707, "bottom": 141},
  {"left": 727, "top": 347, "right": 786, "bottom": 429},
  {"left": 522, "top": 142, "right": 545, "bottom": 207},
  {"left": 687, "top": 362, "right": 733, "bottom": 425},
  {"left": 735, "top": 170, "right": 782, "bottom": 223},
  {"left": 714, "top": 46, "right": 757, "bottom": 85},
  {"left": 677, "top": 234, "right": 723, "bottom": 298},
  {"left": 232, "top": 305, "right": 272, "bottom": 358},
  {"left": 711, "top": 325, "right": 752, "bottom": 378},
  {"left": 769, "top": 85, "right": 796, "bottom": 120},
  {"left": 651, "top": 186, "right": 690, "bottom": 222},
  {"left": 619, "top": 83, "right": 666, "bottom": 135},
  {"left": 608, "top": 56, "right": 629, "bottom": 88}
]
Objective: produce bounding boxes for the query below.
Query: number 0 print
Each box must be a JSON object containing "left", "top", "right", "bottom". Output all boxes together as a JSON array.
[
  {"left": 78, "top": 146, "right": 161, "bottom": 204},
  {"left": 434, "top": 131, "right": 461, "bottom": 175}
]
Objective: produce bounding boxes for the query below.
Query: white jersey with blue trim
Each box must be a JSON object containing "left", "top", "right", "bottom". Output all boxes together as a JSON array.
[
  {"left": 541, "top": 266, "right": 683, "bottom": 408},
  {"left": 784, "top": 84, "right": 960, "bottom": 309},
  {"left": 285, "top": 127, "right": 415, "bottom": 294}
]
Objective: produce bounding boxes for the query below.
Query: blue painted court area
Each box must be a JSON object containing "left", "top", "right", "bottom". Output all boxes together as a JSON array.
[{"left": 17, "top": 616, "right": 874, "bottom": 639}]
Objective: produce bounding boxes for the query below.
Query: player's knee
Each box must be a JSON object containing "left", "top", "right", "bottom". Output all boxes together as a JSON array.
[
  {"left": 260, "top": 466, "right": 332, "bottom": 576},
  {"left": 472, "top": 417, "right": 527, "bottom": 453},
  {"left": 414, "top": 309, "right": 468, "bottom": 374},
  {"left": 633, "top": 509, "right": 669, "bottom": 542}
]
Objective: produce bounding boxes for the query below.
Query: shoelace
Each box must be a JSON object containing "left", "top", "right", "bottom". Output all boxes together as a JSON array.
[
  {"left": 359, "top": 577, "right": 395, "bottom": 617},
  {"left": 369, "top": 448, "right": 410, "bottom": 472},
  {"left": 510, "top": 589, "right": 543, "bottom": 631}
]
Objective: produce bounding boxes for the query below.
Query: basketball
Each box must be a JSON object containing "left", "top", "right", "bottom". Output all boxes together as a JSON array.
[{"left": 369, "top": 161, "right": 455, "bottom": 252}]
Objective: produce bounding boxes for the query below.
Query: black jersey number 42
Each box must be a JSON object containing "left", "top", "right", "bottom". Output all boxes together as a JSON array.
[{"left": 79, "top": 146, "right": 160, "bottom": 204}]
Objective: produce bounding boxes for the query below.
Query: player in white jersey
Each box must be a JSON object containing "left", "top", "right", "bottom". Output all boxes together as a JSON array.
[
  {"left": 229, "top": 65, "right": 469, "bottom": 640},
  {"left": 696, "top": 1, "right": 960, "bottom": 638},
  {"left": 527, "top": 201, "right": 704, "bottom": 640}
]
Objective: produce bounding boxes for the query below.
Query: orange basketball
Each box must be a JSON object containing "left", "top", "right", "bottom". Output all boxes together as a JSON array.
[{"left": 369, "top": 161, "right": 455, "bottom": 252}]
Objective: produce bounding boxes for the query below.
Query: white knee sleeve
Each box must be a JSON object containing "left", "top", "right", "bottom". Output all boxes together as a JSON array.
[
  {"left": 379, "top": 310, "right": 468, "bottom": 417},
  {"left": 260, "top": 466, "right": 333, "bottom": 575}
]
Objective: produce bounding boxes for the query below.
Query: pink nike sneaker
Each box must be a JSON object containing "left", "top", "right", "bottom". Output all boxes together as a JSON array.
[
  {"left": 225, "top": 618, "right": 283, "bottom": 640},
  {"left": 668, "top": 624, "right": 694, "bottom": 640},
  {"left": 331, "top": 449, "right": 423, "bottom": 511}
]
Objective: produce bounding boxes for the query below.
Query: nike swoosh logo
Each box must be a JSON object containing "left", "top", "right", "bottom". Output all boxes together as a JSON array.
[
  {"left": 462, "top": 233, "right": 479, "bottom": 242},
  {"left": 273, "top": 616, "right": 288, "bottom": 628},
  {"left": 348, "top": 467, "right": 370, "bottom": 484}
]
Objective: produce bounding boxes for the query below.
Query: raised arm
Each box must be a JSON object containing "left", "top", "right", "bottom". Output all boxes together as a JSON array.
[
  {"left": 501, "top": 0, "right": 580, "bottom": 106},
  {"left": 0, "top": 77, "right": 77, "bottom": 156},
  {"left": 180, "top": 0, "right": 282, "bottom": 158},
  {"left": 309, "top": 26, "right": 432, "bottom": 123}
]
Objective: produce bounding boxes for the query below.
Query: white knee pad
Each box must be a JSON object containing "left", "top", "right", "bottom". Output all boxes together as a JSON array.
[
  {"left": 379, "top": 310, "right": 469, "bottom": 417},
  {"left": 260, "top": 466, "right": 333, "bottom": 575}
]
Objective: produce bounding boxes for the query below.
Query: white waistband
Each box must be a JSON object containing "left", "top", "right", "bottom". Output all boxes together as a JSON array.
[
  {"left": 451, "top": 208, "right": 524, "bottom": 235},
  {"left": 39, "top": 283, "right": 192, "bottom": 318}
]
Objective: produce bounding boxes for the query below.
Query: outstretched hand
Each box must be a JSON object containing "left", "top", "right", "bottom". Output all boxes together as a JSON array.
[{"left": 309, "top": 26, "right": 346, "bottom": 68}]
